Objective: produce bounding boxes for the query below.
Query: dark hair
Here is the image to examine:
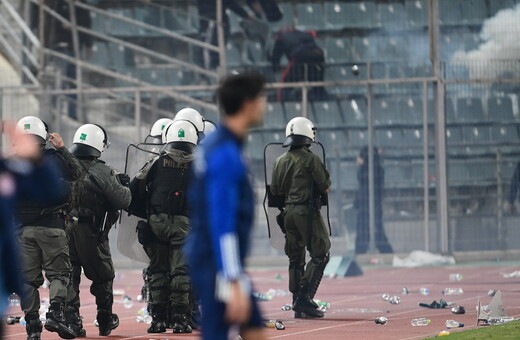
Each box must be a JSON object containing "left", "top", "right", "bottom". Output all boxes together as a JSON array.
[
  {"left": 217, "top": 72, "right": 266, "bottom": 116},
  {"left": 359, "top": 145, "right": 380, "bottom": 167}
]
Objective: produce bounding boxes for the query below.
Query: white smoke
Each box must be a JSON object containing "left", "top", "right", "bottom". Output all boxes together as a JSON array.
[{"left": 453, "top": 4, "right": 520, "bottom": 79}]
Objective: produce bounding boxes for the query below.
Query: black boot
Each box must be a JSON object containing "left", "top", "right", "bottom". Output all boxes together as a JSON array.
[
  {"left": 96, "top": 310, "right": 119, "bottom": 336},
  {"left": 65, "top": 309, "right": 86, "bottom": 337},
  {"left": 292, "top": 286, "right": 324, "bottom": 319},
  {"left": 147, "top": 304, "right": 167, "bottom": 333},
  {"left": 170, "top": 304, "right": 192, "bottom": 334},
  {"left": 25, "top": 313, "right": 42, "bottom": 340},
  {"left": 45, "top": 301, "right": 76, "bottom": 339}
]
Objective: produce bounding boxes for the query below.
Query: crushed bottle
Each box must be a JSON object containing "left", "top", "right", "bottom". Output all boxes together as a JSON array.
[
  {"left": 281, "top": 304, "right": 292, "bottom": 311},
  {"left": 451, "top": 306, "right": 466, "bottom": 314},
  {"left": 420, "top": 288, "right": 430, "bottom": 296},
  {"left": 5, "top": 316, "right": 21, "bottom": 325},
  {"left": 401, "top": 287, "right": 409, "bottom": 295},
  {"left": 136, "top": 307, "right": 153, "bottom": 324},
  {"left": 442, "top": 288, "right": 463, "bottom": 295},
  {"left": 487, "top": 317, "right": 518, "bottom": 326},
  {"left": 389, "top": 296, "right": 401, "bottom": 305},
  {"left": 94, "top": 319, "right": 99, "bottom": 327},
  {"left": 449, "top": 273, "right": 463, "bottom": 281},
  {"left": 375, "top": 317, "right": 388, "bottom": 325},
  {"left": 381, "top": 293, "right": 390, "bottom": 301},
  {"left": 411, "top": 317, "right": 431, "bottom": 326},
  {"left": 445, "top": 319, "right": 464, "bottom": 328},
  {"left": 265, "top": 319, "right": 285, "bottom": 330},
  {"left": 487, "top": 289, "right": 496, "bottom": 297},
  {"left": 123, "top": 295, "right": 134, "bottom": 309}
]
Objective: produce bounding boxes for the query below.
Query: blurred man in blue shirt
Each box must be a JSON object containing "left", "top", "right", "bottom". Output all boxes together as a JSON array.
[{"left": 186, "top": 72, "right": 267, "bottom": 340}]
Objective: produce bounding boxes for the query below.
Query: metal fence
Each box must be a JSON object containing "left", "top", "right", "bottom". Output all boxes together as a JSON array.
[{"left": 2, "top": 0, "right": 520, "bottom": 264}]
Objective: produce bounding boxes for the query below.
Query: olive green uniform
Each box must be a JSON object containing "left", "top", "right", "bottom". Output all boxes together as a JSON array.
[
  {"left": 271, "top": 146, "right": 331, "bottom": 299},
  {"left": 66, "top": 158, "right": 131, "bottom": 314},
  {"left": 17, "top": 147, "right": 83, "bottom": 317}
]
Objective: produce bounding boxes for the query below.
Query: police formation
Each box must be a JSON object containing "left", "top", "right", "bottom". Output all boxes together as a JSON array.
[{"left": 11, "top": 107, "right": 331, "bottom": 339}]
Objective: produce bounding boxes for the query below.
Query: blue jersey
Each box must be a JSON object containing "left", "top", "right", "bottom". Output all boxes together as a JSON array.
[{"left": 186, "top": 126, "right": 254, "bottom": 280}]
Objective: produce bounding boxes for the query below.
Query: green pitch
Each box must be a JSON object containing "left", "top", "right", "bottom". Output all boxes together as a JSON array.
[{"left": 426, "top": 321, "right": 520, "bottom": 339}]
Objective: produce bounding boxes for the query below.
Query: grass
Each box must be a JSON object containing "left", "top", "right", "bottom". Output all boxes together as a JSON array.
[{"left": 426, "top": 320, "right": 520, "bottom": 339}]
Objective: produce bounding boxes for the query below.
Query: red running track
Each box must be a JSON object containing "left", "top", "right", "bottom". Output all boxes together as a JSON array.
[{"left": 4, "top": 263, "right": 520, "bottom": 340}]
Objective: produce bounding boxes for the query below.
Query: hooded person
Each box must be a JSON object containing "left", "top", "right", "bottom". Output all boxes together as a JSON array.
[
  {"left": 270, "top": 117, "right": 331, "bottom": 318},
  {"left": 66, "top": 124, "right": 131, "bottom": 337}
]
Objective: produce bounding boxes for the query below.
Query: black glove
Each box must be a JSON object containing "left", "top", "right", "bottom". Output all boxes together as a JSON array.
[{"left": 116, "top": 173, "right": 130, "bottom": 187}]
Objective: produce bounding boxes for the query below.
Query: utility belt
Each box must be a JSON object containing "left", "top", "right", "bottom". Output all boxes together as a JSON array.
[{"left": 20, "top": 213, "right": 65, "bottom": 229}]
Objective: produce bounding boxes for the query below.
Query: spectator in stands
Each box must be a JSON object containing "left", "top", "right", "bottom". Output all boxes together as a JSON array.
[
  {"left": 268, "top": 28, "right": 327, "bottom": 102},
  {"left": 507, "top": 161, "right": 520, "bottom": 214},
  {"left": 31, "top": 0, "right": 93, "bottom": 119},
  {"left": 197, "top": 0, "right": 254, "bottom": 70},
  {"left": 354, "top": 146, "right": 394, "bottom": 254}
]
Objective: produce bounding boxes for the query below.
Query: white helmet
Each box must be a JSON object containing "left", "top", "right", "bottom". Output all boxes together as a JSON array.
[
  {"left": 150, "top": 118, "right": 173, "bottom": 138},
  {"left": 203, "top": 120, "right": 217, "bottom": 136},
  {"left": 283, "top": 117, "right": 316, "bottom": 147},
  {"left": 164, "top": 120, "right": 198, "bottom": 147},
  {"left": 173, "top": 108, "right": 204, "bottom": 133},
  {"left": 70, "top": 124, "right": 109, "bottom": 158},
  {"left": 16, "top": 116, "right": 48, "bottom": 144}
]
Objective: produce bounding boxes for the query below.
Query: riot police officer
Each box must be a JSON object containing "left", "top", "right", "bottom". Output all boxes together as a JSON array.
[
  {"left": 15, "top": 116, "right": 83, "bottom": 340},
  {"left": 136, "top": 120, "right": 198, "bottom": 334},
  {"left": 270, "top": 117, "right": 331, "bottom": 318},
  {"left": 66, "top": 124, "right": 131, "bottom": 337},
  {"left": 172, "top": 107, "right": 205, "bottom": 140},
  {"left": 145, "top": 118, "right": 173, "bottom": 144}
]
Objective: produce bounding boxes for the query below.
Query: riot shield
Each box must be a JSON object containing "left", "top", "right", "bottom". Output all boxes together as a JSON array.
[
  {"left": 263, "top": 142, "right": 332, "bottom": 250},
  {"left": 117, "top": 143, "right": 161, "bottom": 264}
]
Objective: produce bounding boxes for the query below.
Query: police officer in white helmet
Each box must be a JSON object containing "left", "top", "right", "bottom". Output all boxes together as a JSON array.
[
  {"left": 15, "top": 116, "right": 83, "bottom": 340},
  {"left": 66, "top": 124, "right": 131, "bottom": 337},
  {"left": 173, "top": 108, "right": 205, "bottom": 140},
  {"left": 146, "top": 118, "right": 173, "bottom": 144}
]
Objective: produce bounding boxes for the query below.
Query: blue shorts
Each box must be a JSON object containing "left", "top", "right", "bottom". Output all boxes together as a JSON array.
[{"left": 191, "top": 267, "right": 264, "bottom": 340}]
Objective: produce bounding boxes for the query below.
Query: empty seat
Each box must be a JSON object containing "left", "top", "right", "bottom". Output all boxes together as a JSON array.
[
  {"left": 462, "top": 126, "right": 491, "bottom": 144},
  {"left": 385, "top": 162, "right": 412, "bottom": 188},
  {"left": 325, "top": 38, "right": 351, "bottom": 63},
  {"left": 325, "top": 2, "right": 348, "bottom": 29},
  {"left": 341, "top": 98, "right": 368, "bottom": 127},
  {"left": 489, "top": 0, "right": 515, "bottom": 16},
  {"left": 348, "top": 130, "right": 368, "bottom": 147},
  {"left": 284, "top": 102, "right": 304, "bottom": 120},
  {"left": 226, "top": 43, "right": 241, "bottom": 66},
  {"left": 272, "top": 3, "right": 295, "bottom": 30},
  {"left": 448, "top": 161, "right": 469, "bottom": 183},
  {"left": 405, "top": 0, "right": 428, "bottom": 27},
  {"left": 491, "top": 126, "right": 519, "bottom": 143},
  {"left": 264, "top": 103, "right": 286, "bottom": 128},
  {"left": 488, "top": 97, "right": 515, "bottom": 122},
  {"left": 378, "top": 36, "right": 408, "bottom": 61},
  {"left": 339, "top": 162, "right": 358, "bottom": 190},
  {"left": 398, "top": 97, "right": 422, "bottom": 125},
  {"left": 439, "top": 1, "right": 462, "bottom": 25},
  {"left": 263, "top": 131, "right": 285, "bottom": 144},
  {"left": 456, "top": 98, "right": 485, "bottom": 123},
  {"left": 374, "top": 98, "right": 401, "bottom": 125},
  {"left": 247, "top": 41, "right": 264, "bottom": 63},
  {"left": 446, "top": 127, "right": 463, "bottom": 145},
  {"left": 460, "top": 0, "right": 488, "bottom": 25},
  {"left": 317, "top": 130, "right": 348, "bottom": 157},
  {"left": 378, "top": 3, "right": 407, "bottom": 31},
  {"left": 246, "top": 132, "right": 265, "bottom": 160},
  {"left": 343, "top": 1, "right": 379, "bottom": 29},
  {"left": 467, "top": 161, "right": 496, "bottom": 182},
  {"left": 313, "top": 101, "right": 343, "bottom": 126},
  {"left": 376, "top": 129, "right": 405, "bottom": 147},
  {"left": 296, "top": 3, "right": 324, "bottom": 30}
]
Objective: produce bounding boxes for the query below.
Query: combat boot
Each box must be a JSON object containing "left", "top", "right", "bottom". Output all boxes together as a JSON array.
[
  {"left": 25, "top": 313, "right": 42, "bottom": 340},
  {"left": 147, "top": 304, "right": 167, "bottom": 333},
  {"left": 65, "top": 309, "right": 86, "bottom": 337},
  {"left": 292, "top": 286, "right": 324, "bottom": 319},
  {"left": 96, "top": 310, "right": 119, "bottom": 336},
  {"left": 170, "top": 304, "right": 192, "bottom": 334},
  {"left": 45, "top": 301, "right": 76, "bottom": 339}
]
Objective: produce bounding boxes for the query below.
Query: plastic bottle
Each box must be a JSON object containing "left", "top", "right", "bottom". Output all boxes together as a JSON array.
[
  {"left": 19, "top": 316, "right": 26, "bottom": 326},
  {"left": 449, "top": 273, "right": 463, "bottom": 281},
  {"left": 122, "top": 295, "right": 134, "bottom": 309},
  {"left": 8, "top": 293, "right": 21, "bottom": 306},
  {"left": 451, "top": 306, "right": 466, "bottom": 314},
  {"left": 375, "top": 317, "right": 388, "bottom": 325},
  {"left": 445, "top": 320, "right": 464, "bottom": 328},
  {"left": 487, "top": 317, "right": 517, "bottom": 326},
  {"left": 265, "top": 319, "right": 285, "bottom": 330},
  {"left": 136, "top": 307, "right": 152, "bottom": 324},
  {"left": 389, "top": 296, "right": 401, "bottom": 305},
  {"left": 94, "top": 319, "right": 99, "bottom": 327},
  {"left": 442, "top": 288, "right": 463, "bottom": 295},
  {"left": 381, "top": 293, "right": 390, "bottom": 301},
  {"left": 401, "top": 287, "right": 410, "bottom": 295},
  {"left": 5, "top": 316, "right": 21, "bottom": 325},
  {"left": 419, "top": 288, "right": 430, "bottom": 296},
  {"left": 411, "top": 317, "right": 431, "bottom": 326},
  {"left": 281, "top": 304, "right": 292, "bottom": 311},
  {"left": 437, "top": 331, "right": 450, "bottom": 337}
]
